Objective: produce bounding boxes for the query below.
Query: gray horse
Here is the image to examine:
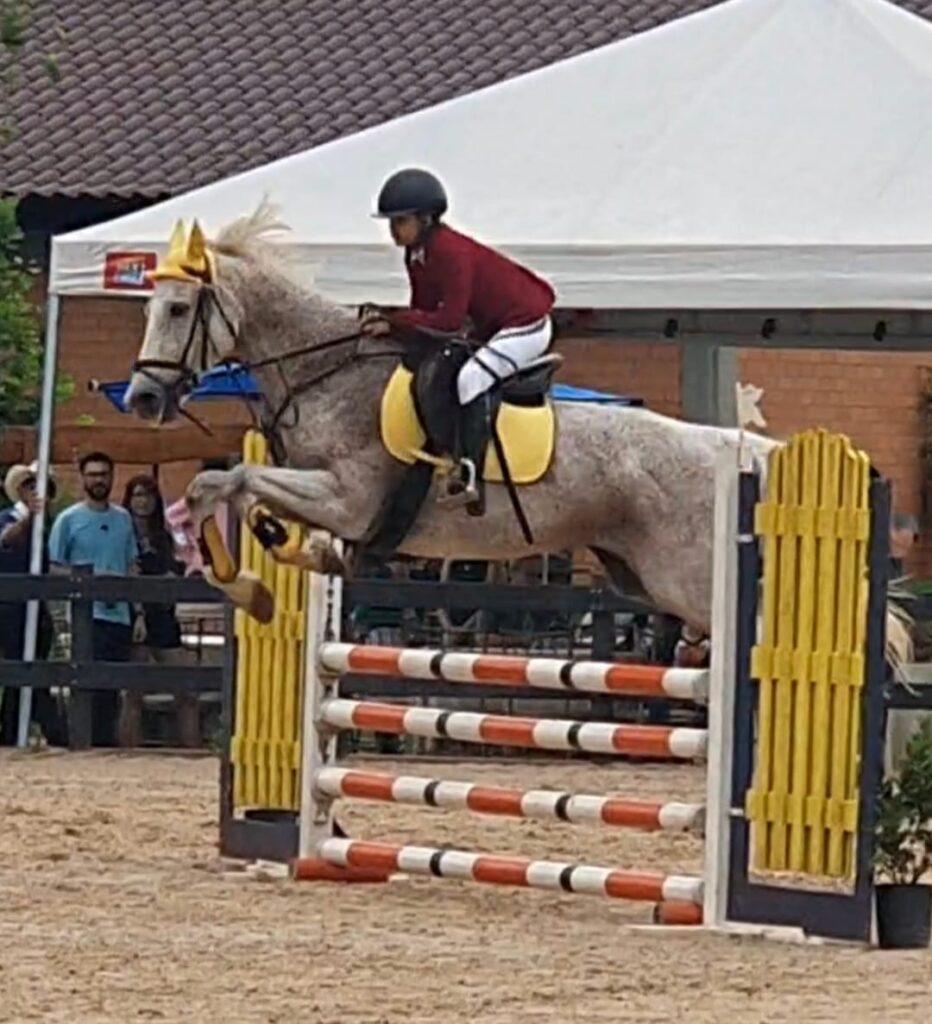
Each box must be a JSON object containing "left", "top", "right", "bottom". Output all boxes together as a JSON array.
[{"left": 121, "top": 207, "right": 874, "bottom": 652}]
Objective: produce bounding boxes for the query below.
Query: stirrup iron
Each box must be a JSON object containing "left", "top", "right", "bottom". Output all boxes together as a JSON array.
[{"left": 436, "top": 457, "right": 479, "bottom": 509}]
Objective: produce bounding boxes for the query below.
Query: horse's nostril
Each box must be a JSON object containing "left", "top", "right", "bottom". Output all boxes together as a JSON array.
[{"left": 130, "top": 389, "right": 163, "bottom": 419}]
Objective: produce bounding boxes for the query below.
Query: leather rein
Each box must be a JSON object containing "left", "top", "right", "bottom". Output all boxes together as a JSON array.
[{"left": 132, "top": 287, "right": 404, "bottom": 464}]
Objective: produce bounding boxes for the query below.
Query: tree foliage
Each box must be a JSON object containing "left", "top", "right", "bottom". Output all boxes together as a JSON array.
[
  {"left": 0, "top": 5, "right": 69, "bottom": 426},
  {"left": 0, "top": 198, "right": 72, "bottom": 425}
]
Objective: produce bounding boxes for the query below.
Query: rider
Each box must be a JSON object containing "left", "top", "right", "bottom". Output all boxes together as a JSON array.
[{"left": 362, "top": 168, "right": 556, "bottom": 515}]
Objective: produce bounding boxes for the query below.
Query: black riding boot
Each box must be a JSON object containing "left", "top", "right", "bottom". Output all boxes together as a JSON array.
[{"left": 441, "top": 393, "right": 489, "bottom": 515}]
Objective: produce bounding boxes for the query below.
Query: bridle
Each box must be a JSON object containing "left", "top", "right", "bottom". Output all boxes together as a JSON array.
[
  {"left": 133, "top": 286, "right": 237, "bottom": 407},
  {"left": 132, "top": 285, "right": 403, "bottom": 464}
]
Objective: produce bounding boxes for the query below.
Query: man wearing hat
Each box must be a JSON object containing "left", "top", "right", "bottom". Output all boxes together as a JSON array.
[{"left": 0, "top": 461, "right": 63, "bottom": 745}]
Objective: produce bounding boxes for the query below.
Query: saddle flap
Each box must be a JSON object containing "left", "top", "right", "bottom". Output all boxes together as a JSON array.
[{"left": 380, "top": 365, "right": 555, "bottom": 485}]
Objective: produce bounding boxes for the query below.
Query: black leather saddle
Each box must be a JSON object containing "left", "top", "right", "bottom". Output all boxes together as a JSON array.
[{"left": 400, "top": 326, "right": 562, "bottom": 454}]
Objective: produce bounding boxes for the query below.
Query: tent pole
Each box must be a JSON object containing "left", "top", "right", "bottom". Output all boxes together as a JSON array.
[{"left": 17, "top": 293, "right": 61, "bottom": 748}]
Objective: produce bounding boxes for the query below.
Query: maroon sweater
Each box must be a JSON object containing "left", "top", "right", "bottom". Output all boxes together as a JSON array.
[{"left": 391, "top": 224, "right": 555, "bottom": 342}]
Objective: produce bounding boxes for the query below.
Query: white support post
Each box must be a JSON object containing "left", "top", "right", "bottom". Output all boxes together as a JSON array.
[
  {"left": 703, "top": 446, "right": 742, "bottom": 930},
  {"left": 297, "top": 568, "right": 341, "bottom": 859},
  {"left": 17, "top": 294, "right": 62, "bottom": 747},
  {"left": 328, "top": 540, "right": 344, "bottom": 645}
]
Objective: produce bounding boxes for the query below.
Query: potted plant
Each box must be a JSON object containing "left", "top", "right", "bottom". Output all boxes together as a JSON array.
[{"left": 873, "top": 718, "right": 932, "bottom": 949}]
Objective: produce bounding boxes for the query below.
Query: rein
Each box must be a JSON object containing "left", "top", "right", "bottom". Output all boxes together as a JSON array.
[
  {"left": 246, "top": 338, "right": 404, "bottom": 464},
  {"left": 132, "top": 287, "right": 404, "bottom": 463}
]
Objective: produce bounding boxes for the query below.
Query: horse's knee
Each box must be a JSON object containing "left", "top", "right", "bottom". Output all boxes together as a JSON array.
[{"left": 186, "top": 468, "right": 243, "bottom": 515}]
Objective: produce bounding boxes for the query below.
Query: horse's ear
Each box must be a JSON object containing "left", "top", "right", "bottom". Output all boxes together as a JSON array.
[
  {"left": 166, "top": 220, "right": 187, "bottom": 263},
  {"left": 183, "top": 220, "right": 214, "bottom": 282},
  {"left": 147, "top": 219, "right": 189, "bottom": 284}
]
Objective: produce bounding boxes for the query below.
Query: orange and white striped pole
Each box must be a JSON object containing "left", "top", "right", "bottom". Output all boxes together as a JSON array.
[
  {"left": 314, "top": 766, "right": 705, "bottom": 833},
  {"left": 294, "top": 838, "right": 705, "bottom": 909},
  {"left": 320, "top": 698, "right": 709, "bottom": 760},
  {"left": 319, "top": 642, "right": 708, "bottom": 701},
  {"left": 653, "top": 901, "right": 704, "bottom": 926}
]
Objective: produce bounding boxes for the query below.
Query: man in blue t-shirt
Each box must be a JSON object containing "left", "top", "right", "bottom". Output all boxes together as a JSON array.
[{"left": 49, "top": 451, "right": 138, "bottom": 746}]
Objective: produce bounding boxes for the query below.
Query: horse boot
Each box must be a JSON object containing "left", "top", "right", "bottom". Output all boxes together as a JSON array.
[
  {"left": 247, "top": 508, "right": 348, "bottom": 575},
  {"left": 439, "top": 393, "right": 488, "bottom": 515}
]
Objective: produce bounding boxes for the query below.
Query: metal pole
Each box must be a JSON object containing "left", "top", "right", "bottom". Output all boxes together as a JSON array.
[{"left": 16, "top": 293, "right": 61, "bottom": 747}]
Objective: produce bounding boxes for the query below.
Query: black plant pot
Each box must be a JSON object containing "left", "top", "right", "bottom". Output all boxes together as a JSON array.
[{"left": 876, "top": 884, "right": 932, "bottom": 949}]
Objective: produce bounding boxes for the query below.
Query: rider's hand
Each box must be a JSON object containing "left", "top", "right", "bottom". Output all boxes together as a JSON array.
[{"left": 361, "top": 317, "right": 392, "bottom": 337}]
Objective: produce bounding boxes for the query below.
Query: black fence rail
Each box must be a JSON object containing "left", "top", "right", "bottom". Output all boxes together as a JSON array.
[
  {"left": 0, "top": 569, "right": 229, "bottom": 749},
  {"left": 2, "top": 571, "right": 932, "bottom": 753}
]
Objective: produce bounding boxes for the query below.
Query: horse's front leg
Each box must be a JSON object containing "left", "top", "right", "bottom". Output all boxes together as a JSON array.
[
  {"left": 181, "top": 468, "right": 274, "bottom": 622},
  {"left": 247, "top": 507, "right": 348, "bottom": 576},
  {"left": 186, "top": 465, "right": 358, "bottom": 612},
  {"left": 236, "top": 464, "right": 358, "bottom": 577}
]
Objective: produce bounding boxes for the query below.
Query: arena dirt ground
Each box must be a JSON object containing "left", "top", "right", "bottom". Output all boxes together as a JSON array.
[{"left": 1, "top": 750, "right": 930, "bottom": 1024}]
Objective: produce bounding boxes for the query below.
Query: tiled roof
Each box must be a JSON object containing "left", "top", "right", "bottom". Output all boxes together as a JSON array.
[{"left": 3, "top": 0, "right": 932, "bottom": 198}]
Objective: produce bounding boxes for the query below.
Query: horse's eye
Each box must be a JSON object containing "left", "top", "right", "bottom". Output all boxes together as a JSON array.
[{"left": 169, "top": 303, "right": 188, "bottom": 318}]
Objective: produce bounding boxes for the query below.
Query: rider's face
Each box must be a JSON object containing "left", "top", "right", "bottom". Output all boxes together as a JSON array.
[{"left": 389, "top": 215, "right": 422, "bottom": 247}]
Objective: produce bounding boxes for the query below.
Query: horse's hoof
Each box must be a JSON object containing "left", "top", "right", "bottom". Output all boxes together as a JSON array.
[
  {"left": 242, "top": 575, "right": 276, "bottom": 624},
  {"left": 318, "top": 545, "right": 349, "bottom": 577},
  {"left": 205, "top": 569, "right": 276, "bottom": 624}
]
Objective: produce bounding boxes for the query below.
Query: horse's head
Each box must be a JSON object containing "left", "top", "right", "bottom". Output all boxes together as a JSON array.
[{"left": 126, "top": 219, "right": 241, "bottom": 422}]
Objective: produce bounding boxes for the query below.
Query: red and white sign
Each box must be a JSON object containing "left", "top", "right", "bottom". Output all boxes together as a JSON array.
[{"left": 103, "top": 251, "right": 157, "bottom": 291}]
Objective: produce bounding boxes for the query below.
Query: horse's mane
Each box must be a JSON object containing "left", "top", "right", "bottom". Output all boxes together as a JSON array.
[
  {"left": 208, "top": 199, "right": 348, "bottom": 323},
  {"left": 210, "top": 198, "right": 292, "bottom": 263}
]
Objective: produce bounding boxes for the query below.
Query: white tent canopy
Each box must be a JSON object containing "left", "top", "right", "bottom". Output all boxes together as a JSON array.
[{"left": 50, "top": 0, "right": 932, "bottom": 308}]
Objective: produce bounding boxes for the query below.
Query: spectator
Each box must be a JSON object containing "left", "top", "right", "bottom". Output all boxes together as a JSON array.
[
  {"left": 890, "top": 513, "right": 919, "bottom": 579},
  {"left": 120, "top": 474, "right": 199, "bottom": 748},
  {"left": 0, "top": 461, "right": 64, "bottom": 745},
  {"left": 48, "top": 451, "right": 138, "bottom": 747},
  {"left": 164, "top": 496, "right": 204, "bottom": 575},
  {"left": 163, "top": 457, "right": 233, "bottom": 576}
]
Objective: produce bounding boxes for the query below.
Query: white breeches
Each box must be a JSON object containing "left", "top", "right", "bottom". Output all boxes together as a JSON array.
[{"left": 456, "top": 317, "right": 554, "bottom": 405}]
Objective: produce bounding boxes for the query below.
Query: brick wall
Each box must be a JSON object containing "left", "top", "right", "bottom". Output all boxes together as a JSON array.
[
  {"left": 59, "top": 295, "right": 145, "bottom": 426},
  {"left": 556, "top": 337, "right": 681, "bottom": 416},
  {"left": 555, "top": 338, "right": 932, "bottom": 577},
  {"left": 740, "top": 349, "right": 932, "bottom": 576},
  {"left": 52, "top": 295, "right": 250, "bottom": 506},
  {"left": 46, "top": 309, "right": 932, "bottom": 577}
]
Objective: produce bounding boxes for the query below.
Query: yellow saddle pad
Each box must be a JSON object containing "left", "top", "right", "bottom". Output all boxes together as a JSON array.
[{"left": 380, "top": 365, "right": 555, "bottom": 485}]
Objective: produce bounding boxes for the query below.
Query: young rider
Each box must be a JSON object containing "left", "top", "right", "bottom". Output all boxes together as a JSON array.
[{"left": 362, "top": 168, "right": 555, "bottom": 513}]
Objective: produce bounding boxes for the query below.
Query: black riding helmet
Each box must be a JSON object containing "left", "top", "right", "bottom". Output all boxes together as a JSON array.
[{"left": 375, "top": 168, "right": 448, "bottom": 218}]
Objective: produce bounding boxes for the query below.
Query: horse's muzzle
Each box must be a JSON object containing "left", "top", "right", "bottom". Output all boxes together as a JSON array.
[{"left": 124, "top": 372, "right": 180, "bottom": 422}]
